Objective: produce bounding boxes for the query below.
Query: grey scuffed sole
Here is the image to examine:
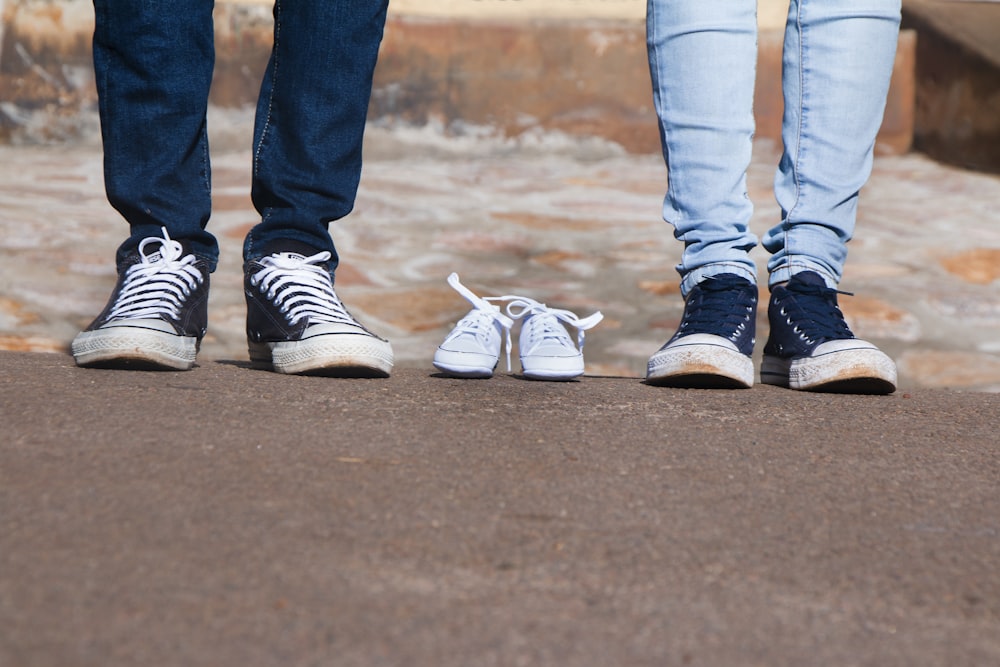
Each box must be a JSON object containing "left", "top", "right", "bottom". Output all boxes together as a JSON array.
[
  {"left": 71, "top": 326, "right": 198, "bottom": 371},
  {"left": 646, "top": 334, "right": 754, "bottom": 389},
  {"left": 761, "top": 343, "right": 897, "bottom": 394},
  {"left": 250, "top": 334, "right": 394, "bottom": 377}
]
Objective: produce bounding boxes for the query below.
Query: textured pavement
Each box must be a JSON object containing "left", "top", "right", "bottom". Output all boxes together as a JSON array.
[
  {"left": 2, "top": 120, "right": 999, "bottom": 390},
  {"left": 2, "top": 352, "right": 999, "bottom": 666}
]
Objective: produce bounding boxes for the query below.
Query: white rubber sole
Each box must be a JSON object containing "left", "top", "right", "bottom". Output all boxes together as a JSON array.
[
  {"left": 646, "top": 334, "right": 754, "bottom": 389},
  {"left": 72, "top": 326, "right": 198, "bottom": 370},
  {"left": 432, "top": 349, "right": 498, "bottom": 378},
  {"left": 761, "top": 342, "right": 897, "bottom": 394},
  {"left": 520, "top": 355, "right": 585, "bottom": 381},
  {"left": 250, "top": 333, "right": 394, "bottom": 377}
]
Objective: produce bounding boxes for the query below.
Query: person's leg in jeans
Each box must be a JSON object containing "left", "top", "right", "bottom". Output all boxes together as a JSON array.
[
  {"left": 242, "top": 0, "right": 394, "bottom": 377},
  {"left": 644, "top": 0, "right": 760, "bottom": 388},
  {"left": 73, "top": 0, "right": 216, "bottom": 370},
  {"left": 759, "top": 0, "right": 900, "bottom": 393}
]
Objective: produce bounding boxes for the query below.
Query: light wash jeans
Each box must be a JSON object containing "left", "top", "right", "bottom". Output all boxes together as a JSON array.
[
  {"left": 646, "top": 0, "right": 901, "bottom": 296},
  {"left": 92, "top": 0, "right": 388, "bottom": 272}
]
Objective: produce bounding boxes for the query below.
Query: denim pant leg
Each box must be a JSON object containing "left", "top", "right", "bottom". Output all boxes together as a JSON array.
[
  {"left": 646, "top": 0, "right": 760, "bottom": 298},
  {"left": 764, "top": 0, "right": 901, "bottom": 288},
  {"left": 92, "top": 0, "right": 218, "bottom": 271},
  {"left": 244, "top": 0, "right": 389, "bottom": 270}
]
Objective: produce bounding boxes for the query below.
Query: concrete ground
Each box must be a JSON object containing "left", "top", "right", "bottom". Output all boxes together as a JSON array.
[{"left": 2, "top": 352, "right": 999, "bottom": 666}]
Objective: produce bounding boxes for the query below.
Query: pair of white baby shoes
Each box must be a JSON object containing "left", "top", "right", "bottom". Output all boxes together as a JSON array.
[{"left": 433, "top": 273, "right": 603, "bottom": 381}]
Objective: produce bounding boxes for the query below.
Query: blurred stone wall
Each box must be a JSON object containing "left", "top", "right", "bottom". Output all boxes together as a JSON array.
[
  {"left": 1, "top": 0, "right": 914, "bottom": 156},
  {"left": 0, "top": 0, "right": 97, "bottom": 142}
]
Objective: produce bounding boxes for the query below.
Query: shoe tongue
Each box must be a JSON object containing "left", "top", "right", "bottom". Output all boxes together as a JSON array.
[
  {"left": 790, "top": 271, "right": 827, "bottom": 288},
  {"left": 142, "top": 241, "right": 171, "bottom": 264},
  {"left": 261, "top": 239, "right": 323, "bottom": 259},
  {"left": 703, "top": 273, "right": 750, "bottom": 291},
  {"left": 138, "top": 236, "right": 188, "bottom": 265}
]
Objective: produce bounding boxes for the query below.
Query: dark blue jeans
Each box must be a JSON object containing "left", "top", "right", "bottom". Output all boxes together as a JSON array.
[{"left": 92, "top": 0, "right": 389, "bottom": 272}]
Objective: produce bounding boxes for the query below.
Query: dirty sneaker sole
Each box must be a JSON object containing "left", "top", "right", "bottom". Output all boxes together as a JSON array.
[
  {"left": 646, "top": 335, "right": 754, "bottom": 389},
  {"left": 761, "top": 346, "right": 897, "bottom": 394},
  {"left": 249, "top": 334, "right": 393, "bottom": 377},
  {"left": 72, "top": 326, "right": 198, "bottom": 370}
]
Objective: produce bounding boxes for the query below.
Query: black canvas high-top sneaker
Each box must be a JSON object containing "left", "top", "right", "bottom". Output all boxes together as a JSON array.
[
  {"left": 72, "top": 228, "right": 209, "bottom": 370},
  {"left": 244, "top": 244, "right": 393, "bottom": 377}
]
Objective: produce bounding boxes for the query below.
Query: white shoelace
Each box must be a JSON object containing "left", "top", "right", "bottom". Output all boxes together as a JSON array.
[
  {"left": 441, "top": 272, "right": 517, "bottom": 370},
  {"left": 249, "top": 251, "right": 356, "bottom": 327},
  {"left": 504, "top": 297, "right": 604, "bottom": 356},
  {"left": 107, "top": 228, "right": 204, "bottom": 322}
]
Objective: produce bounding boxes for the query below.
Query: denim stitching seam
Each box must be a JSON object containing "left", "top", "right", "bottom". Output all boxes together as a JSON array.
[{"left": 251, "top": 0, "right": 282, "bottom": 247}]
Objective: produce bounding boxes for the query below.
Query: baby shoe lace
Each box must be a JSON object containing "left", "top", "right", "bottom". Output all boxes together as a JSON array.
[
  {"left": 250, "top": 251, "right": 355, "bottom": 326},
  {"left": 504, "top": 297, "right": 604, "bottom": 355},
  {"left": 441, "top": 272, "right": 516, "bottom": 370},
  {"left": 107, "top": 227, "right": 204, "bottom": 322}
]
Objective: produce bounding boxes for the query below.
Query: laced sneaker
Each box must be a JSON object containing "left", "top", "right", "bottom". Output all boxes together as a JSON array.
[
  {"left": 72, "top": 228, "right": 209, "bottom": 370},
  {"left": 761, "top": 271, "right": 896, "bottom": 393},
  {"left": 433, "top": 273, "right": 515, "bottom": 378},
  {"left": 506, "top": 297, "right": 604, "bottom": 381},
  {"left": 646, "top": 273, "right": 757, "bottom": 388},
  {"left": 244, "top": 246, "right": 393, "bottom": 377}
]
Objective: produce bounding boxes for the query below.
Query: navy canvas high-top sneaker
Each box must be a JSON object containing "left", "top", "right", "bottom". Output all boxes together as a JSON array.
[
  {"left": 761, "top": 271, "right": 896, "bottom": 394},
  {"left": 646, "top": 273, "right": 758, "bottom": 388}
]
